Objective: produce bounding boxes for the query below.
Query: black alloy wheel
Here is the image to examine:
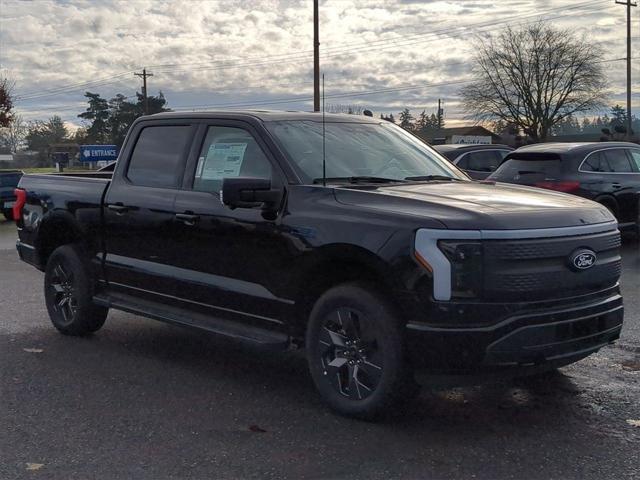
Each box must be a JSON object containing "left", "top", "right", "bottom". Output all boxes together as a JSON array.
[
  {"left": 306, "top": 283, "right": 418, "bottom": 419},
  {"left": 318, "top": 307, "right": 384, "bottom": 401},
  {"left": 47, "top": 261, "right": 79, "bottom": 326},
  {"left": 44, "top": 245, "right": 108, "bottom": 335}
]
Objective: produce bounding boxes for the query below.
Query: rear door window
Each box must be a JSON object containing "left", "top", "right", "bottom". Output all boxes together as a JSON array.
[
  {"left": 602, "top": 149, "right": 633, "bottom": 173},
  {"left": 127, "top": 125, "right": 192, "bottom": 188},
  {"left": 581, "top": 151, "right": 606, "bottom": 172}
]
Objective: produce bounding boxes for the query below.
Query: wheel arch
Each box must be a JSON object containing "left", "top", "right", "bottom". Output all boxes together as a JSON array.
[
  {"left": 287, "top": 244, "right": 403, "bottom": 340},
  {"left": 35, "top": 211, "right": 87, "bottom": 269}
]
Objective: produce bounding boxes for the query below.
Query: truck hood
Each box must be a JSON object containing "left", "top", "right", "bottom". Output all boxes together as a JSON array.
[{"left": 333, "top": 181, "right": 614, "bottom": 230}]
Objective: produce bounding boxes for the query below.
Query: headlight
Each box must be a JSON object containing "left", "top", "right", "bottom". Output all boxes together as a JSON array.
[{"left": 437, "top": 240, "right": 483, "bottom": 298}]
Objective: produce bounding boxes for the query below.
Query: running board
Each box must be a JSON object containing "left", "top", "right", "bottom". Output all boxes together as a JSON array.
[{"left": 93, "top": 293, "right": 290, "bottom": 350}]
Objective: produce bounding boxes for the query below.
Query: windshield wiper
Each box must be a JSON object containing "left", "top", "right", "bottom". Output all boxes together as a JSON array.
[
  {"left": 404, "top": 175, "right": 462, "bottom": 181},
  {"left": 313, "top": 176, "right": 408, "bottom": 184}
]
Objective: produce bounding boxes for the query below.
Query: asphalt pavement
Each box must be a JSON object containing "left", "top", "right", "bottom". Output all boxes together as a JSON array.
[{"left": 0, "top": 219, "right": 638, "bottom": 480}]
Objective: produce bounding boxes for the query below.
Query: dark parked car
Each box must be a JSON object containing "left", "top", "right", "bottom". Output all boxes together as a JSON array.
[
  {"left": 14, "top": 112, "right": 624, "bottom": 419},
  {"left": 489, "top": 142, "right": 640, "bottom": 231},
  {"left": 433, "top": 144, "right": 514, "bottom": 179},
  {"left": 0, "top": 170, "right": 23, "bottom": 220}
]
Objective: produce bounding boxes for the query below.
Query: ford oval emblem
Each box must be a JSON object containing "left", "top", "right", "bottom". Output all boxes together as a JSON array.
[{"left": 569, "top": 249, "right": 597, "bottom": 271}]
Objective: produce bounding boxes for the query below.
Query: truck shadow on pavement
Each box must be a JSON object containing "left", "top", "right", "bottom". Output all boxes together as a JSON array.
[
  {"left": 4, "top": 314, "right": 638, "bottom": 479},
  {"left": 3, "top": 314, "right": 617, "bottom": 426}
]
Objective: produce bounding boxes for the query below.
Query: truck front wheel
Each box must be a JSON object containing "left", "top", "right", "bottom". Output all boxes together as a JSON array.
[
  {"left": 306, "top": 283, "right": 417, "bottom": 419},
  {"left": 44, "top": 245, "right": 108, "bottom": 335}
]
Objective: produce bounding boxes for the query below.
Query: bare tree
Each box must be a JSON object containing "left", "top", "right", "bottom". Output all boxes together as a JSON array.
[
  {"left": 461, "top": 22, "right": 606, "bottom": 142},
  {"left": 0, "top": 114, "right": 27, "bottom": 153}
]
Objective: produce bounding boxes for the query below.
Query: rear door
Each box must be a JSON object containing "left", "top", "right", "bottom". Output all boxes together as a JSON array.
[
  {"left": 580, "top": 147, "right": 639, "bottom": 224},
  {"left": 103, "top": 120, "right": 198, "bottom": 303}
]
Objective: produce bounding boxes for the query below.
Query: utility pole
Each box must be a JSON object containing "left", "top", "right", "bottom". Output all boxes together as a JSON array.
[
  {"left": 134, "top": 68, "right": 154, "bottom": 115},
  {"left": 615, "top": 0, "right": 637, "bottom": 140},
  {"left": 313, "top": 0, "right": 320, "bottom": 112},
  {"left": 437, "top": 99, "right": 444, "bottom": 129}
]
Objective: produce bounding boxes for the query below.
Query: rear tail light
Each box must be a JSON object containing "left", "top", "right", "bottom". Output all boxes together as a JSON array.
[
  {"left": 534, "top": 181, "right": 580, "bottom": 193},
  {"left": 13, "top": 188, "right": 26, "bottom": 221}
]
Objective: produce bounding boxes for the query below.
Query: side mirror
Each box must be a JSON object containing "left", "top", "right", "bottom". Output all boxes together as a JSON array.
[{"left": 221, "top": 177, "right": 281, "bottom": 209}]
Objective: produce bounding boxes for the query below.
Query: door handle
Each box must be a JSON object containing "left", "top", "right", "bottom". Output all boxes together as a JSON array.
[
  {"left": 107, "top": 203, "right": 129, "bottom": 214},
  {"left": 175, "top": 213, "right": 200, "bottom": 225}
]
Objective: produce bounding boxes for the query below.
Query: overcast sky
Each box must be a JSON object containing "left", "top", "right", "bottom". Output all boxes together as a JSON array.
[{"left": 1, "top": 0, "right": 638, "bottom": 128}]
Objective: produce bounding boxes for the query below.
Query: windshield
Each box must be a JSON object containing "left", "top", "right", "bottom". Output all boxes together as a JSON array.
[{"left": 265, "top": 120, "right": 467, "bottom": 183}]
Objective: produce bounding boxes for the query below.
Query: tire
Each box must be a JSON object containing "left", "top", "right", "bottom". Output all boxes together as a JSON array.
[
  {"left": 44, "top": 244, "right": 108, "bottom": 335},
  {"left": 306, "top": 282, "right": 417, "bottom": 420},
  {"left": 2, "top": 208, "right": 13, "bottom": 221}
]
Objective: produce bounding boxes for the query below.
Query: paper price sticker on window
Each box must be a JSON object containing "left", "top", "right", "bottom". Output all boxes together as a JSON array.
[{"left": 201, "top": 143, "right": 248, "bottom": 180}]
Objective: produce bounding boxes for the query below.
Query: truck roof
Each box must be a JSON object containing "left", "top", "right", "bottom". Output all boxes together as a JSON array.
[{"left": 147, "top": 110, "right": 382, "bottom": 123}]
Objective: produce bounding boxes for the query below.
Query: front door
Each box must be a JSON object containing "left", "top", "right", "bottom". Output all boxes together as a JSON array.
[{"left": 169, "top": 122, "right": 296, "bottom": 329}]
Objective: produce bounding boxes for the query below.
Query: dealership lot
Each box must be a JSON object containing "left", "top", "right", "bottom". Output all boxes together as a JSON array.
[{"left": 0, "top": 219, "right": 638, "bottom": 480}]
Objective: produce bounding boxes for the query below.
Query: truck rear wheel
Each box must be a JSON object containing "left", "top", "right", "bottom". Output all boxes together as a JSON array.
[
  {"left": 44, "top": 245, "right": 108, "bottom": 335},
  {"left": 306, "top": 283, "right": 417, "bottom": 420}
]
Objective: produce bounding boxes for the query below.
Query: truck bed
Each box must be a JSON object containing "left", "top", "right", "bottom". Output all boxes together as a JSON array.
[{"left": 16, "top": 173, "right": 112, "bottom": 270}]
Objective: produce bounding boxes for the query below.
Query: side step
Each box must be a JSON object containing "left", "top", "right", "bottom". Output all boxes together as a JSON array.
[{"left": 93, "top": 293, "right": 290, "bottom": 350}]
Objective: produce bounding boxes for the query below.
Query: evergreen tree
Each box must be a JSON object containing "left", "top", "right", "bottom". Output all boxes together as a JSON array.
[
  {"left": 78, "top": 92, "right": 110, "bottom": 143},
  {"left": 399, "top": 108, "right": 414, "bottom": 130},
  {"left": 610, "top": 104, "right": 627, "bottom": 127},
  {"left": 415, "top": 110, "right": 428, "bottom": 131}
]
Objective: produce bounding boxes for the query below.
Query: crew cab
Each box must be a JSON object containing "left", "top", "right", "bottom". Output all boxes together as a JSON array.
[{"left": 14, "top": 111, "right": 624, "bottom": 419}]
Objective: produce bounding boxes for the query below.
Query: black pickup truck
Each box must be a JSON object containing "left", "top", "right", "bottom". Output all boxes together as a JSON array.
[{"left": 15, "top": 111, "right": 624, "bottom": 418}]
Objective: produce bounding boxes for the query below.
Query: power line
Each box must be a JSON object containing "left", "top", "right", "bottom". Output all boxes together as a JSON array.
[
  {"left": 146, "top": 0, "right": 607, "bottom": 72},
  {"left": 13, "top": 0, "right": 609, "bottom": 103},
  {"left": 15, "top": 71, "right": 134, "bottom": 100},
  {"left": 16, "top": 56, "right": 637, "bottom": 115}
]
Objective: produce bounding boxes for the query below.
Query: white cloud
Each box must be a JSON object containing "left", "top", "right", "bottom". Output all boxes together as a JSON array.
[{"left": 0, "top": 0, "right": 637, "bottom": 124}]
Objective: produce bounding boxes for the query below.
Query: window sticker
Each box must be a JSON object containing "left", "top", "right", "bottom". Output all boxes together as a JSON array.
[{"left": 200, "top": 143, "right": 248, "bottom": 180}]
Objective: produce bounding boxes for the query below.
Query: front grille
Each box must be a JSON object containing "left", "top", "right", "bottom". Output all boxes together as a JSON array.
[
  {"left": 483, "top": 229, "right": 621, "bottom": 301},
  {"left": 484, "top": 231, "right": 621, "bottom": 260}
]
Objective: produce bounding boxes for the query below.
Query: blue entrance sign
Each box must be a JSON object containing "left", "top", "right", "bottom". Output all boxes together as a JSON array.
[{"left": 80, "top": 145, "right": 118, "bottom": 162}]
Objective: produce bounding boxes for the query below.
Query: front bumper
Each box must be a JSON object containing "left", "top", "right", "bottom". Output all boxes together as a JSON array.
[{"left": 406, "top": 286, "right": 623, "bottom": 376}]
